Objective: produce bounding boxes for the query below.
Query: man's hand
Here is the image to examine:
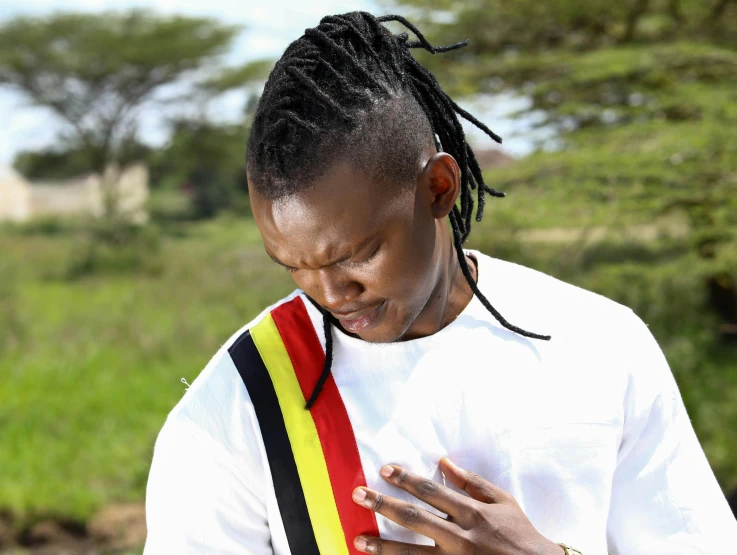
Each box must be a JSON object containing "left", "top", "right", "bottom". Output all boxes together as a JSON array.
[{"left": 352, "top": 457, "right": 565, "bottom": 555}]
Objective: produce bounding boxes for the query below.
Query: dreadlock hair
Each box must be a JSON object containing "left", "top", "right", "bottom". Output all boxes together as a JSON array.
[{"left": 246, "top": 11, "right": 551, "bottom": 410}]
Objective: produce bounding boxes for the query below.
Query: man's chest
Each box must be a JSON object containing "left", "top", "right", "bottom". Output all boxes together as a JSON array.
[{"left": 333, "top": 336, "right": 625, "bottom": 544}]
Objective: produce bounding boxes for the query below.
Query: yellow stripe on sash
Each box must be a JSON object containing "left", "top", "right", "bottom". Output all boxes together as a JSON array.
[{"left": 251, "top": 314, "right": 348, "bottom": 555}]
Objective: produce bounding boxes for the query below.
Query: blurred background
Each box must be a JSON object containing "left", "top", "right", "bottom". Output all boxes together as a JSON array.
[{"left": 1, "top": 0, "right": 736, "bottom": 553}]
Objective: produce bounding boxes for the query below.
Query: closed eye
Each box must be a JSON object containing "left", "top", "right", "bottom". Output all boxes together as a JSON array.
[
  {"left": 277, "top": 240, "right": 380, "bottom": 273},
  {"left": 348, "top": 243, "right": 380, "bottom": 267}
]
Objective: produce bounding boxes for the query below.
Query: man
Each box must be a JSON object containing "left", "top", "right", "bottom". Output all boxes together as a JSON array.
[{"left": 144, "top": 11, "right": 737, "bottom": 554}]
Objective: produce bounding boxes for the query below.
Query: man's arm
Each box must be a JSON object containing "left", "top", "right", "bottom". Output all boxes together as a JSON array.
[
  {"left": 606, "top": 313, "right": 737, "bottom": 553},
  {"left": 144, "top": 413, "right": 273, "bottom": 554}
]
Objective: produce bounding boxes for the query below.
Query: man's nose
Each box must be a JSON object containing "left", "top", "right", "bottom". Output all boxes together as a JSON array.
[{"left": 311, "top": 268, "right": 362, "bottom": 309}]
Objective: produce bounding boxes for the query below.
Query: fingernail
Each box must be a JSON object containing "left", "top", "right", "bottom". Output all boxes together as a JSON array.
[
  {"left": 380, "top": 465, "right": 394, "bottom": 478},
  {"left": 353, "top": 488, "right": 367, "bottom": 502},
  {"left": 442, "top": 457, "right": 459, "bottom": 470},
  {"left": 355, "top": 537, "right": 368, "bottom": 550}
]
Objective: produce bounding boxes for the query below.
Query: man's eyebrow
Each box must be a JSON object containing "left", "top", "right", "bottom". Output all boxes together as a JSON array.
[{"left": 265, "top": 235, "right": 375, "bottom": 270}]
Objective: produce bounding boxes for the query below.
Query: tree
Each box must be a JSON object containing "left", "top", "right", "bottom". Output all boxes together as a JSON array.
[
  {"left": 386, "top": 0, "right": 737, "bottom": 59},
  {"left": 13, "top": 138, "right": 153, "bottom": 181},
  {"left": 149, "top": 119, "right": 248, "bottom": 219},
  {"left": 13, "top": 145, "right": 99, "bottom": 181},
  {"left": 148, "top": 59, "right": 270, "bottom": 218},
  {"left": 0, "top": 10, "right": 239, "bottom": 214},
  {"left": 201, "top": 59, "right": 273, "bottom": 95}
]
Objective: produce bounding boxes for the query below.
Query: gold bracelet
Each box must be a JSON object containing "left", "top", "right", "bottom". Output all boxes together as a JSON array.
[{"left": 557, "top": 543, "right": 583, "bottom": 555}]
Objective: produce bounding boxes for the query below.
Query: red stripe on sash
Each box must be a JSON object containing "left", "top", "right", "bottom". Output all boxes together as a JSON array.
[{"left": 272, "top": 296, "right": 380, "bottom": 553}]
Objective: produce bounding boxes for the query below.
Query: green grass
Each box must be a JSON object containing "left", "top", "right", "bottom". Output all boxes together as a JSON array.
[{"left": 0, "top": 215, "right": 295, "bottom": 525}]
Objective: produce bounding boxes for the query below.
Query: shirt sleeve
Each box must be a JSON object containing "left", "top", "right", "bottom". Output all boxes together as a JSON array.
[
  {"left": 143, "top": 414, "right": 273, "bottom": 554},
  {"left": 606, "top": 312, "right": 737, "bottom": 554}
]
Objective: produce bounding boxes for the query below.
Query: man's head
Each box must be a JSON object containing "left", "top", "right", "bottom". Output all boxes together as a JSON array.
[
  {"left": 246, "top": 12, "right": 547, "bottom": 365},
  {"left": 250, "top": 147, "right": 465, "bottom": 343}
]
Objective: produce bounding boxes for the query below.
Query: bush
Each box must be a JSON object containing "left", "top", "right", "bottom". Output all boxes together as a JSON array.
[
  {"left": 0, "top": 265, "right": 25, "bottom": 352},
  {"left": 66, "top": 220, "right": 163, "bottom": 279}
]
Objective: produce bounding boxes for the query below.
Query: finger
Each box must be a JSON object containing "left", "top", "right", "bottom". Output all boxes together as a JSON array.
[
  {"left": 353, "top": 487, "right": 456, "bottom": 543},
  {"left": 354, "top": 535, "right": 437, "bottom": 554},
  {"left": 439, "top": 457, "right": 508, "bottom": 504},
  {"left": 379, "top": 464, "right": 472, "bottom": 520}
]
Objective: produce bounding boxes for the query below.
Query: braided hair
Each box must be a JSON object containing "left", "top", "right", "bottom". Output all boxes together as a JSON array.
[{"left": 246, "top": 12, "right": 551, "bottom": 409}]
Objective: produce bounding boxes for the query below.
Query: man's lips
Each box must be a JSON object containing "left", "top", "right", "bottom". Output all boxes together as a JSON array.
[{"left": 333, "top": 301, "right": 385, "bottom": 333}]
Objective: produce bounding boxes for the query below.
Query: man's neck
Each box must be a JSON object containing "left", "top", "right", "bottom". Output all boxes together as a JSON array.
[{"left": 400, "top": 247, "right": 477, "bottom": 341}]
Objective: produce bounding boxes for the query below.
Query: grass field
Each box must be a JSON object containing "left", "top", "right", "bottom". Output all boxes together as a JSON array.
[
  {"left": 0, "top": 213, "right": 295, "bottom": 527},
  {"left": 1, "top": 186, "right": 736, "bottom": 538}
]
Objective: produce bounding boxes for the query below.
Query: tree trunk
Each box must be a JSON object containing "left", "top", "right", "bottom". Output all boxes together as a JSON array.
[
  {"left": 707, "top": 0, "right": 734, "bottom": 24},
  {"left": 622, "top": 0, "right": 650, "bottom": 42},
  {"left": 668, "top": 0, "right": 684, "bottom": 24}
]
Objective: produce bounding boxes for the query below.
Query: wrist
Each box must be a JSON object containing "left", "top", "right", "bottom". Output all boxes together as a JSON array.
[{"left": 532, "top": 537, "right": 565, "bottom": 555}]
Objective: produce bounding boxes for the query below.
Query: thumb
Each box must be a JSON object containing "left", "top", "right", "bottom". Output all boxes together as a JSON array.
[{"left": 439, "top": 457, "right": 507, "bottom": 504}]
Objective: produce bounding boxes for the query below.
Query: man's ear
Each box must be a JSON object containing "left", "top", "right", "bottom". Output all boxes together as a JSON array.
[{"left": 419, "top": 152, "right": 461, "bottom": 220}]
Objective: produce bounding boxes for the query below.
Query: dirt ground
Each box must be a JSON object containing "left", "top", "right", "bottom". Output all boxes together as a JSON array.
[{"left": 0, "top": 503, "right": 146, "bottom": 555}]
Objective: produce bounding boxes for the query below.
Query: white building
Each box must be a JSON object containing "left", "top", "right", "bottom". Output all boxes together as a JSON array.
[
  {"left": 0, "top": 164, "right": 149, "bottom": 223},
  {"left": 0, "top": 166, "right": 32, "bottom": 222}
]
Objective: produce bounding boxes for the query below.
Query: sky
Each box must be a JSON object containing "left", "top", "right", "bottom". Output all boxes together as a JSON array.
[{"left": 0, "top": 0, "right": 552, "bottom": 167}]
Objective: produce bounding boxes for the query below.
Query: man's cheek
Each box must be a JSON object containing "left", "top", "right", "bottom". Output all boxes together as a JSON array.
[{"left": 292, "top": 273, "right": 322, "bottom": 300}]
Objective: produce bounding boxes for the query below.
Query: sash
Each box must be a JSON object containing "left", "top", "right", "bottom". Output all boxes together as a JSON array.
[{"left": 229, "top": 296, "right": 380, "bottom": 554}]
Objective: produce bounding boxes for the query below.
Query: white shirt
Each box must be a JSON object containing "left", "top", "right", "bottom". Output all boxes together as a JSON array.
[{"left": 144, "top": 250, "right": 737, "bottom": 554}]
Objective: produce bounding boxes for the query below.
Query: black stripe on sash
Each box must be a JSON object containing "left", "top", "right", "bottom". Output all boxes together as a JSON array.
[{"left": 229, "top": 330, "right": 320, "bottom": 555}]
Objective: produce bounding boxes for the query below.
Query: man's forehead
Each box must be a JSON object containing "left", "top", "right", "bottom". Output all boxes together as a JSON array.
[
  {"left": 253, "top": 159, "right": 406, "bottom": 227},
  {"left": 251, "top": 160, "right": 414, "bottom": 265},
  {"left": 257, "top": 192, "right": 381, "bottom": 270}
]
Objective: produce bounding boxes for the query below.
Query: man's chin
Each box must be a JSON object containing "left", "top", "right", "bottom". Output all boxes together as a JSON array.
[
  {"left": 349, "top": 320, "right": 413, "bottom": 344},
  {"left": 338, "top": 326, "right": 396, "bottom": 343}
]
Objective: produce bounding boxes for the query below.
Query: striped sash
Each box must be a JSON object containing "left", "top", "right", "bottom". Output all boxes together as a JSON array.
[{"left": 229, "top": 296, "right": 380, "bottom": 554}]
